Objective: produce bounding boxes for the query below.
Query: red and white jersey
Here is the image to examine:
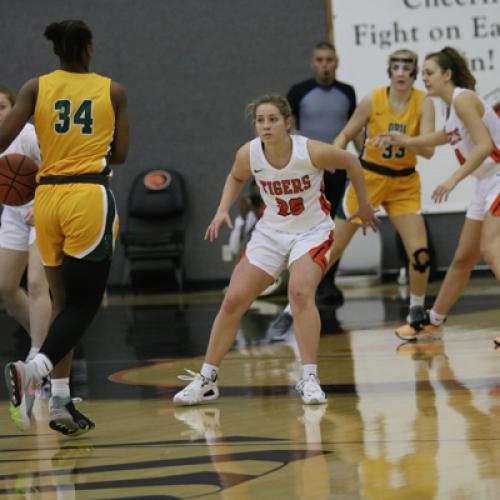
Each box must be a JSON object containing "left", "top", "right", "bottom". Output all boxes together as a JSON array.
[
  {"left": 249, "top": 134, "right": 333, "bottom": 233},
  {"left": 445, "top": 87, "right": 500, "bottom": 179}
]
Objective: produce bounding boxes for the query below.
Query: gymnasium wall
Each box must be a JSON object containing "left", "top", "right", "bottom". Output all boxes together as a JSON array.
[
  {"left": 2, "top": 1, "right": 479, "bottom": 287},
  {"left": 2, "top": 0, "right": 329, "bottom": 287}
]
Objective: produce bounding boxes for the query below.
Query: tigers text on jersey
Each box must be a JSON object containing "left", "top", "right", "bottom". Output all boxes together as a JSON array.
[
  {"left": 362, "top": 86, "right": 425, "bottom": 171},
  {"left": 249, "top": 134, "right": 333, "bottom": 233},
  {"left": 34, "top": 70, "right": 115, "bottom": 180},
  {"left": 445, "top": 87, "right": 500, "bottom": 180}
]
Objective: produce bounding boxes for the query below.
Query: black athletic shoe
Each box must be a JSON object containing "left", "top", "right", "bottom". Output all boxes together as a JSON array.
[
  {"left": 406, "top": 306, "right": 427, "bottom": 330},
  {"left": 397, "top": 309, "right": 444, "bottom": 342},
  {"left": 49, "top": 397, "right": 95, "bottom": 436}
]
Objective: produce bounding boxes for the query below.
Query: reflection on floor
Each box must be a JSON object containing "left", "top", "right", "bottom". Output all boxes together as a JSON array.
[{"left": 0, "top": 276, "right": 499, "bottom": 498}]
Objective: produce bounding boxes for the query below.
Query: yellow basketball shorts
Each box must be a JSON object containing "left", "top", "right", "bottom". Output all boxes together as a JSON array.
[
  {"left": 338, "top": 169, "right": 421, "bottom": 223},
  {"left": 34, "top": 183, "right": 119, "bottom": 267}
]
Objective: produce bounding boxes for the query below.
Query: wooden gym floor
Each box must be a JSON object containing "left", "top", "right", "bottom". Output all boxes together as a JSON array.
[{"left": 0, "top": 275, "right": 499, "bottom": 499}]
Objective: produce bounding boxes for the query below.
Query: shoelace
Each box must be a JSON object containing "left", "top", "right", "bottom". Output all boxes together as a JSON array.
[
  {"left": 177, "top": 369, "right": 216, "bottom": 387},
  {"left": 177, "top": 369, "right": 201, "bottom": 382},
  {"left": 297, "top": 375, "right": 321, "bottom": 392}
]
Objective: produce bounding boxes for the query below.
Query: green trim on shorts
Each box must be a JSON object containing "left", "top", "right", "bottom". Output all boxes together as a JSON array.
[
  {"left": 335, "top": 201, "right": 347, "bottom": 220},
  {"left": 84, "top": 188, "right": 116, "bottom": 262}
]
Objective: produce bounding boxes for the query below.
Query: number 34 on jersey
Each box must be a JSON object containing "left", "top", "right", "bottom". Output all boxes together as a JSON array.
[{"left": 54, "top": 99, "right": 94, "bottom": 134}]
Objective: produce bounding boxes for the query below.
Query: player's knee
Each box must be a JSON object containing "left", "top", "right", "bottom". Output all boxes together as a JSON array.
[
  {"left": 220, "top": 290, "right": 249, "bottom": 316},
  {"left": 451, "top": 248, "right": 480, "bottom": 271},
  {"left": 480, "top": 242, "right": 497, "bottom": 268},
  {"left": 410, "top": 247, "right": 430, "bottom": 273},
  {"left": 288, "top": 284, "right": 312, "bottom": 311},
  {"left": 27, "top": 276, "right": 49, "bottom": 300}
]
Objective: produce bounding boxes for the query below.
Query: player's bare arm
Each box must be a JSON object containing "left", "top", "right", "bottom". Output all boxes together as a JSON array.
[
  {"left": 382, "top": 128, "right": 448, "bottom": 150},
  {"left": 109, "top": 81, "right": 129, "bottom": 164},
  {"left": 433, "top": 93, "right": 494, "bottom": 203},
  {"left": 370, "top": 97, "right": 436, "bottom": 157},
  {"left": 408, "top": 96, "right": 436, "bottom": 158},
  {"left": 205, "top": 143, "right": 252, "bottom": 242},
  {"left": 308, "top": 140, "right": 378, "bottom": 233},
  {"left": 333, "top": 95, "right": 371, "bottom": 149}
]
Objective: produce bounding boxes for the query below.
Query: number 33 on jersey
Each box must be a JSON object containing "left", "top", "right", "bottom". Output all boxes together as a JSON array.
[{"left": 363, "top": 86, "right": 425, "bottom": 172}]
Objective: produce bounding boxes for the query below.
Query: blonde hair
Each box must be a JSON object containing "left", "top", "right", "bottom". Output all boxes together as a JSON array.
[
  {"left": 387, "top": 48, "right": 418, "bottom": 78},
  {"left": 246, "top": 94, "right": 292, "bottom": 124}
]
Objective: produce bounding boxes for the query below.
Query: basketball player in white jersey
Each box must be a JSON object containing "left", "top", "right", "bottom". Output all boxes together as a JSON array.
[
  {"left": 173, "top": 94, "right": 378, "bottom": 406},
  {"left": 375, "top": 48, "right": 500, "bottom": 343},
  {"left": 0, "top": 85, "right": 51, "bottom": 366}
]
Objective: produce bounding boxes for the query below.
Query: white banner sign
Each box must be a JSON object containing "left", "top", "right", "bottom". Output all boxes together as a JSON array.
[{"left": 332, "top": 0, "right": 499, "bottom": 213}]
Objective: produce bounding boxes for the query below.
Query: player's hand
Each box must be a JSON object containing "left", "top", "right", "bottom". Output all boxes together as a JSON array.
[
  {"left": 369, "top": 132, "right": 409, "bottom": 148},
  {"left": 23, "top": 208, "right": 35, "bottom": 226},
  {"left": 367, "top": 133, "right": 392, "bottom": 149},
  {"left": 386, "top": 131, "right": 410, "bottom": 147},
  {"left": 432, "top": 176, "right": 457, "bottom": 203},
  {"left": 348, "top": 204, "right": 379, "bottom": 235},
  {"left": 205, "top": 211, "right": 233, "bottom": 242}
]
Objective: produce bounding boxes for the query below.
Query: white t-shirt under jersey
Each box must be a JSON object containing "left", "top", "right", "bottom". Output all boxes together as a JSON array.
[
  {"left": 249, "top": 134, "right": 333, "bottom": 233},
  {"left": 445, "top": 87, "right": 500, "bottom": 180}
]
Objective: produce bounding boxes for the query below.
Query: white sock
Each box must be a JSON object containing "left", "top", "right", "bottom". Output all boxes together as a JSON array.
[
  {"left": 302, "top": 364, "right": 318, "bottom": 378},
  {"left": 201, "top": 363, "right": 218, "bottom": 381},
  {"left": 429, "top": 309, "right": 446, "bottom": 326},
  {"left": 31, "top": 353, "right": 53, "bottom": 378},
  {"left": 284, "top": 304, "right": 292, "bottom": 315},
  {"left": 410, "top": 294, "right": 425, "bottom": 308},
  {"left": 303, "top": 413, "right": 322, "bottom": 443},
  {"left": 25, "top": 347, "right": 40, "bottom": 363},
  {"left": 51, "top": 378, "right": 70, "bottom": 399}
]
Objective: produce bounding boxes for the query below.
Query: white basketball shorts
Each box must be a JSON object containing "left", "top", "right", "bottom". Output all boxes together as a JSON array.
[
  {"left": 466, "top": 170, "right": 500, "bottom": 221},
  {"left": 0, "top": 203, "right": 36, "bottom": 251},
  {"left": 244, "top": 218, "right": 334, "bottom": 279}
]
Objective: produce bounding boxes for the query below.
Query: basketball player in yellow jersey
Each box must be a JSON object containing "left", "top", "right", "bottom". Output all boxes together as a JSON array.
[
  {"left": 0, "top": 20, "right": 128, "bottom": 435},
  {"left": 332, "top": 49, "right": 435, "bottom": 328}
]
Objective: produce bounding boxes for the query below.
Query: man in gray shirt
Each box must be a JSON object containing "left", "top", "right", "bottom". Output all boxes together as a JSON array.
[{"left": 268, "top": 41, "right": 360, "bottom": 340}]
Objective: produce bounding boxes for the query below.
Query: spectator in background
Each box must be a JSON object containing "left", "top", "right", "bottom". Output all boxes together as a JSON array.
[{"left": 267, "top": 41, "right": 362, "bottom": 341}]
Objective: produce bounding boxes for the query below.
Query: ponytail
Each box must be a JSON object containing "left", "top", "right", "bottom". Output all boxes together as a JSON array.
[
  {"left": 425, "top": 47, "right": 476, "bottom": 90},
  {"left": 44, "top": 20, "right": 92, "bottom": 64}
]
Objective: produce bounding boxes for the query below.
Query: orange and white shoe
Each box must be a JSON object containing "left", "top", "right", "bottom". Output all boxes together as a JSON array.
[{"left": 395, "top": 311, "right": 444, "bottom": 342}]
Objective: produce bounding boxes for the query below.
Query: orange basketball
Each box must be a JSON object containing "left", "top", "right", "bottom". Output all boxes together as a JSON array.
[{"left": 0, "top": 154, "right": 38, "bottom": 206}]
